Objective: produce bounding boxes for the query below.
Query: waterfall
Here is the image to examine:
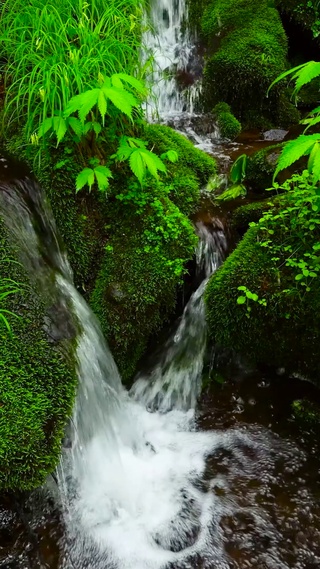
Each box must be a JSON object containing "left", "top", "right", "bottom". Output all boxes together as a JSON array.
[
  {"left": 144, "top": 0, "right": 201, "bottom": 120},
  {"left": 131, "top": 220, "right": 227, "bottom": 411},
  {"left": 0, "top": 163, "right": 238, "bottom": 569}
]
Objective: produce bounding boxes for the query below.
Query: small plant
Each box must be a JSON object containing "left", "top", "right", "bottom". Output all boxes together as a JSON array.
[
  {"left": 269, "top": 61, "right": 320, "bottom": 183},
  {"left": 217, "top": 154, "right": 247, "bottom": 201},
  {"left": 0, "top": 263, "right": 22, "bottom": 333},
  {"left": 237, "top": 285, "right": 267, "bottom": 317}
]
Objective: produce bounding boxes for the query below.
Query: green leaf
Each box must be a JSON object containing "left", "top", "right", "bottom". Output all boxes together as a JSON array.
[
  {"left": 94, "top": 166, "right": 111, "bottom": 192},
  {"left": 76, "top": 168, "right": 92, "bottom": 193},
  {"left": 216, "top": 184, "right": 247, "bottom": 201},
  {"left": 68, "top": 116, "right": 83, "bottom": 137},
  {"left": 129, "top": 150, "right": 146, "bottom": 184},
  {"left": 53, "top": 115, "right": 67, "bottom": 144},
  {"left": 237, "top": 296, "right": 246, "bottom": 305},
  {"left": 230, "top": 154, "right": 247, "bottom": 184},
  {"left": 102, "top": 85, "right": 137, "bottom": 118},
  {"left": 98, "top": 90, "right": 107, "bottom": 124},
  {"left": 293, "top": 61, "right": 320, "bottom": 96},
  {"left": 267, "top": 62, "right": 309, "bottom": 95},
  {"left": 38, "top": 117, "right": 54, "bottom": 139},
  {"left": 161, "top": 150, "right": 179, "bottom": 163},
  {"left": 274, "top": 135, "right": 320, "bottom": 180},
  {"left": 112, "top": 73, "right": 146, "bottom": 95}
]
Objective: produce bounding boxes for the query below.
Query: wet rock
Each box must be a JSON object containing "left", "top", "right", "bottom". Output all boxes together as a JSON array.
[{"left": 262, "top": 129, "right": 289, "bottom": 141}]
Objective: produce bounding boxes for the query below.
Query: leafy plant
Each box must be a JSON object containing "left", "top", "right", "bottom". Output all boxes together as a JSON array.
[
  {"left": 237, "top": 285, "right": 267, "bottom": 317},
  {"left": 253, "top": 171, "right": 320, "bottom": 297},
  {"left": 112, "top": 137, "right": 178, "bottom": 185},
  {"left": 269, "top": 61, "right": 320, "bottom": 182},
  {"left": 0, "top": 0, "right": 148, "bottom": 137},
  {"left": 216, "top": 154, "right": 247, "bottom": 201}
]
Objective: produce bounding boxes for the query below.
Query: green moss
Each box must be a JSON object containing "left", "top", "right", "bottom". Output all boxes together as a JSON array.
[
  {"left": 292, "top": 399, "right": 320, "bottom": 427},
  {"left": 200, "top": 0, "right": 290, "bottom": 127},
  {"left": 91, "top": 194, "right": 198, "bottom": 381},
  {"left": 231, "top": 201, "right": 270, "bottom": 233},
  {"left": 246, "top": 144, "right": 284, "bottom": 192},
  {"left": 205, "top": 225, "right": 320, "bottom": 383},
  {"left": 213, "top": 103, "right": 241, "bottom": 139},
  {"left": 5, "top": 126, "right": 215, "bottom": 383},
  {"left": 0, "top": 224, "right": 77, "bottom": 490},
  {"left": 143, "top": 124, "right": 217, "bottom": 189}
]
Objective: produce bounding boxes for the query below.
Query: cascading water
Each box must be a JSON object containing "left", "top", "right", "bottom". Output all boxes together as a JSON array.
[
  {"left": 144, "top": 0, "right": 202, "bottom": 120},
  {"left": 0, "top": 164, "right": 235, "bottom": 569},
  {"left": 1, "top": 161, "right": 319, "bottom": 569},
  {"left": 131, "top": 220, "right": 227, "bottom": 412}
]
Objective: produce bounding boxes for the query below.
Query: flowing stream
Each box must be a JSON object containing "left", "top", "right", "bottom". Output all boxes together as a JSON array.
[{"left": 0, "top": 0, "right": 320, "bottom": 567}]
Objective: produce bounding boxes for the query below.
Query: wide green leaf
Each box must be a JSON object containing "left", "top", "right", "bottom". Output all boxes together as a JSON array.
[
  {"left": 129, "top": 150, "right": 145, "bottom": 184},
  {"left": 112, "top": 73, "right": 146, "bottom": 95},
  {"left": 102, "top": 85, "right": 137, "bottom": 118},
  {"left": 293, "top": 61, "right": 320, "bottom": 96},
  {"left": 76, "top": 168, "right": 92, "bottom": 192},
  {"left": 274, "top": 134, "right": 320, "bottom": 180}
]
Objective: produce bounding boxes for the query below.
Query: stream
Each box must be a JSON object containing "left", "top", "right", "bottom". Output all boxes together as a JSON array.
[{"left": 0, "top": 0, "right": 320, "bottom": 567}]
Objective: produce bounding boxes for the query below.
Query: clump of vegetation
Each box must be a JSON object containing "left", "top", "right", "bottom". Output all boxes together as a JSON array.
[
  {"left": 292, "top": 399, "right": 320, "bottom": 427},
  {"left": 213, "top": 102, "right": 241, "bottom": 139}
]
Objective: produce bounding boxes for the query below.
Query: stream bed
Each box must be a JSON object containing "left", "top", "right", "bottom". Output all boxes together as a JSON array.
[{"left": 1, "top": 369, "right": 320, "bottom": 569}]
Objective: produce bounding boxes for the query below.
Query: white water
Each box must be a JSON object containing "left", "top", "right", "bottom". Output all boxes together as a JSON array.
[
  {"left": 56, "top": 220, "right": 230, "bottom": 569},
  {"left": 144, "top": 0, "right": 201, "bottom": 120}
]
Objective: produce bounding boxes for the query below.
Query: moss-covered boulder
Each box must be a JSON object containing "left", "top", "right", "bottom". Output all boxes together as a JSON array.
[
  {"left": 204, "top": 225, "right": 320, "bottom": 383},
  {"left": 213, "top": 102, "right": 241, "bottom": 139},
  {"left": 196, "top": 0, "right": 294, "bottom": 127},
  {"left": 246, "top": 144, "right": 284, "bottom": 192},
  {"left": 0, "top": 223, "right": 77, "bottom": 490},
  {"left": 6, "top": 125, "right": 216, "bottom": 382}
]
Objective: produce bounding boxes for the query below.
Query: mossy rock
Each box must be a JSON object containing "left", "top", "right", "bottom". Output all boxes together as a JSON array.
[
  {"left": 6, "top": 125, "right": 216, "bottom": 382},
  {"left": 231, "top": 201, "right": 270, "bottom": 234},
  {"left": 200, "top": 0, "right": 290, "bottom": 127},
  {"left": 0, "top": 223, "right": 77, "bottom": 491},
  {"left": 90, "top": 195, "right": 198, "bottom": 381},
  {"left": 213, "top": 102, "right": 241, "bottom": 139},
  {"left": 276, "top": 0, "right": 320, "bottom": 38},
  {"left": 246, "top": 144, "right": 284, "bottom": 192},
  {"left": 292, "top": 399, "right": 320, "bottom": 428},
  {"left": 205, "top": 225, "right": 320, "bottom": 383}
]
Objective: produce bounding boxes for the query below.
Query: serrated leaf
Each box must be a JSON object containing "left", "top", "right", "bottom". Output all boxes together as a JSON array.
[
  {"left": 102, "top": 85, "right": 137, "bottom": 118},
  {"left": 140, "top": 149, "right": 160, "bottom": 179},
  {"left": 53, "top": 116, "right": 67, "bottom": 144},
  {"left": 38, "top": 117, "right": 54, "bottom": 138},
  {"left": 161, "top": 150, "right": 179, "bottom": 163},
  {"left": 94, "top": 165, "right": 112, "bottom": 178},
  {"left": 76, "top": 168, "right": 92, "bottom": 192},
  {"left": 98, "top": 90, "right": 107, "bottom": 124},
  {"left": 112, "top": 73, "right": 146, "bottom": 95},
  {"left": 129, "top": 150, "right": 146, "bottom": 184},
  {"left": 267, "top": 62, "right": 309, "bottom": 95},
  {"left": 293, "top": 61, "right": 320, "bottom": 96},
  {"left": 94, "top": 169, "right": 109, "bottom": 192},
  {"left": 68, "top": 116, "right": 83, "bottom": 137},
  {"left": 274, "top": 135, "right": 320, "bottom": 180},
  {"left": 114, "top": 144, "right": 134, "bottom": 161},
  {"left": 145, "top": 150, "right": 166, "bottom": 173}
]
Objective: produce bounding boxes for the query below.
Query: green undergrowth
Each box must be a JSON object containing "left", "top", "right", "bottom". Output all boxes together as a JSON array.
[
  {"left": 246, "top": 144, "right": 285, "bottom": 192},
  {"left": 205, "top": 224, "right": 320, "bottom": 383},
  {"left": 0, "top": 223, "right": 77, "bottom": 490},
  {"left": 276, "top": 0, "right": 320, "bottom": 38},
  {"left": 198, "top": 0, "right": 295, "bottom": 127},
  {"left": 6, "top": 124, "right": 216, "bottom": 381}
]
